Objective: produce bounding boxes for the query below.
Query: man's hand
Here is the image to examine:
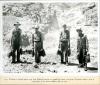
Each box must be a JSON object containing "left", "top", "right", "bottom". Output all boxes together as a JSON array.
[
  {"left": 20, "top": 45, "right": 22, "bottom": 49},
  {"left": 86, "top": 49, "right": 88, "bottom": 52},
  {"left": 58, "top": 47, "right": 61, "bottom": 51},
  {"left": 32, "top": 47, "right": 34, "bottom": 50},
  {"left": 10, "top": 45, "right": 12, "bottom": 50},
  {"left": 68, "top": 47, "right": 70, "bottom": 50},
  {"left": 77, "top": 51, "right": 79, "bottom": 55}
]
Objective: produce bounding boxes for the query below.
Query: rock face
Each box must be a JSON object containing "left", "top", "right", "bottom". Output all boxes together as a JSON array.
[
  {"left": 2, "top": 3, "right": 98, "bottom": 73},
  {"left": 82, "top": 3, "right": 98, "bottom": 26}
]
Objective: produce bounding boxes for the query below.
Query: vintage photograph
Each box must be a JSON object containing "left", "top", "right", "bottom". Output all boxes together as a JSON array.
[{"left": 2, "top": 2, "right": 98, "bottom": 73}]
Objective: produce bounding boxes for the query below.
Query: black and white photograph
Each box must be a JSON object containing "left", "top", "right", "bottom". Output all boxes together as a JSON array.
[{"left": 2, "top": 2, "right": 98, "bottom": 73}]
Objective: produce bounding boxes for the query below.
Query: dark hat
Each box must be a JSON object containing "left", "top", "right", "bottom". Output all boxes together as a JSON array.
[
  {"left": 76, "top": 28, "right": 82, "bottom": 32},
  {"left": 63, "top": 24, "right": 67, "bottom": 28},
  {"left": 14, "top": 22, "right": 21, "bottom": 26},
  {"left": 34, "top": 27, "right": 39, "bottom": 29}
]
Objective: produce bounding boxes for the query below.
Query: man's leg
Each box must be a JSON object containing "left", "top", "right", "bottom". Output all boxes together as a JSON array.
[
  {"left": 35, "top": 50, "right": 40, "bottom": 64},
  {"left": 17, "top": 48, "right": 21, "bottom": 62},
  {"left": 65, "top": 51, "right": 68, "bottom": 65},
  {"left": 84, "top": 62, "right": 87, "bottom": 71},
  {"left": 61, "top": 52, "right": 64, "bottom": 64},
  {"left": 37, "top": 51, "right": 41, "bottom": 64},
  {"left": 78, "top": 51, "right": 81, "bottom": 67},
  {"left": 34, "top": 51, "right": 39, "bottom": 68},
  {"left": 32, "top": 49, "right": 34, "bottom": 57},
  {"left": 78, "top": 50, "right": 83, "bottom": 67},
  {"left": 12, "top": 49, "right": 16, "bottom": 63},
  {"left": 83, "top": 50, "right": 87, "bottom": 71},
  {"left": 34, "top": 51, "right": 37, "bottom": 64}
]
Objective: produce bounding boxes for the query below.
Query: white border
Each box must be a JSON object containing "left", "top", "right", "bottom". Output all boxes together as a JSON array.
[
  {"left": 0, "top": 0, "right": 99, "bottom": 76},
  {"left": 0, "top": 0, "right": 99, "bottom": 3}
]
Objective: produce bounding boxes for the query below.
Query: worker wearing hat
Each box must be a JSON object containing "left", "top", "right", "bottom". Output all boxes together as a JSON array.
[
  {"left": 76, "top": 28, "right": 89, "bottom": 71},
  {"left": 32, "top": 25, "right": 43, "bottom": 68},
  {"left": 11, "top": 22, "right": 22, "bottom": 63},
  {"left": 58, "top": 24, "right": 70, "bottom": 65}
]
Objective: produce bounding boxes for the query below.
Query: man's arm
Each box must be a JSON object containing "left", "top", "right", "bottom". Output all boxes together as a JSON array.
[
  {"left": 77, "top": 38, "right": 80, "bottom": 53},
  {"left": 11, "top": 30, "right": 14, "bottom": 49},
  {"left": 58, "top": 32, "right": 62, "bottom": 49},
  {"left": 32, "top": 34, "right": 34, "bottom": 49},
  {"left": 11, "top": 36, "right": 13, "bottom": 48},
  {"left": 85, "top": 36, "right": 89, "bottom": 52},
  {"left": 40, "top": 32, "right": 43, "bottom": 49},
  {"left": 20, "top": 29, "right": 22, "bottom": 47},
  {"left": 68, "top": 31, "right": 70, "bottom": 49}
]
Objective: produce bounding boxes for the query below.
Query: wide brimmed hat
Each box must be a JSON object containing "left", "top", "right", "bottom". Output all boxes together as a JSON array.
[
  {"left": 63, "top": 24, "right": 67, "bottom": 28},
  {"left": 14, "top": 22, "right": 21, "bottom": 26},
  {"left": 76, "top": 28, "right": 82, "bottom": 32}
]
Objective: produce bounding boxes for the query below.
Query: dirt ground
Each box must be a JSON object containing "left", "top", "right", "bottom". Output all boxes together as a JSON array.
[{"left": 3, "top": 41, "right": 98, "bottom": 73}]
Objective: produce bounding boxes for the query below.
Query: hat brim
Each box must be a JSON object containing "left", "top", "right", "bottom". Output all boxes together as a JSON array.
[
  {"left": 63, "top": 25, "right": 67, "bottom": 27},
  {"left": 33, "top": 27, "right": 39, "bottom": 29},
  {"left": 76, "top": 29, "right": 82, "bottom": 32},
  {"left": 14, "top": 24, "right": 21, "bottom": 26}
]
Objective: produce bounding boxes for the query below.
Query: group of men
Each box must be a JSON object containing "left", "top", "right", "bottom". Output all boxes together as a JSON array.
[{"left": 10, "top": 22, "right": 89, "bottom": 71}]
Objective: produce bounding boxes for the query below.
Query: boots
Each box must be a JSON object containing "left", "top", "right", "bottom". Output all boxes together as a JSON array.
[{"left": 84, "top": 63, "right": 87, "bottom": 71}]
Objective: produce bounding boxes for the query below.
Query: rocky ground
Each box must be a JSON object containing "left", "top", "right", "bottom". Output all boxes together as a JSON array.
[{"left": 3, "top": 49, "right": 98, "bottom": 73}]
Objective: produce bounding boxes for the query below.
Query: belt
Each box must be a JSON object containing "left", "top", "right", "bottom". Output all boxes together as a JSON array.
[
  {"left": 60, "top": 41, "right": 68, "bottom": 42},
  {"left": 34, "top": 41, "right": 40, "bottom": 42}
]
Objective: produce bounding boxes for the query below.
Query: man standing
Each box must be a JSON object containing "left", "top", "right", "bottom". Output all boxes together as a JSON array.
[
  {"left": 58, "top": 24, "right": 70, "bottom": 65},
  {"left": 11, "top": 22, "right": 22, "bottom": 63},
  {"left": 76, "top": 28, "right": 89, "bottom": 71},
  {"left": 32, "top": 25, "right": 43, "bottom": 68}
]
